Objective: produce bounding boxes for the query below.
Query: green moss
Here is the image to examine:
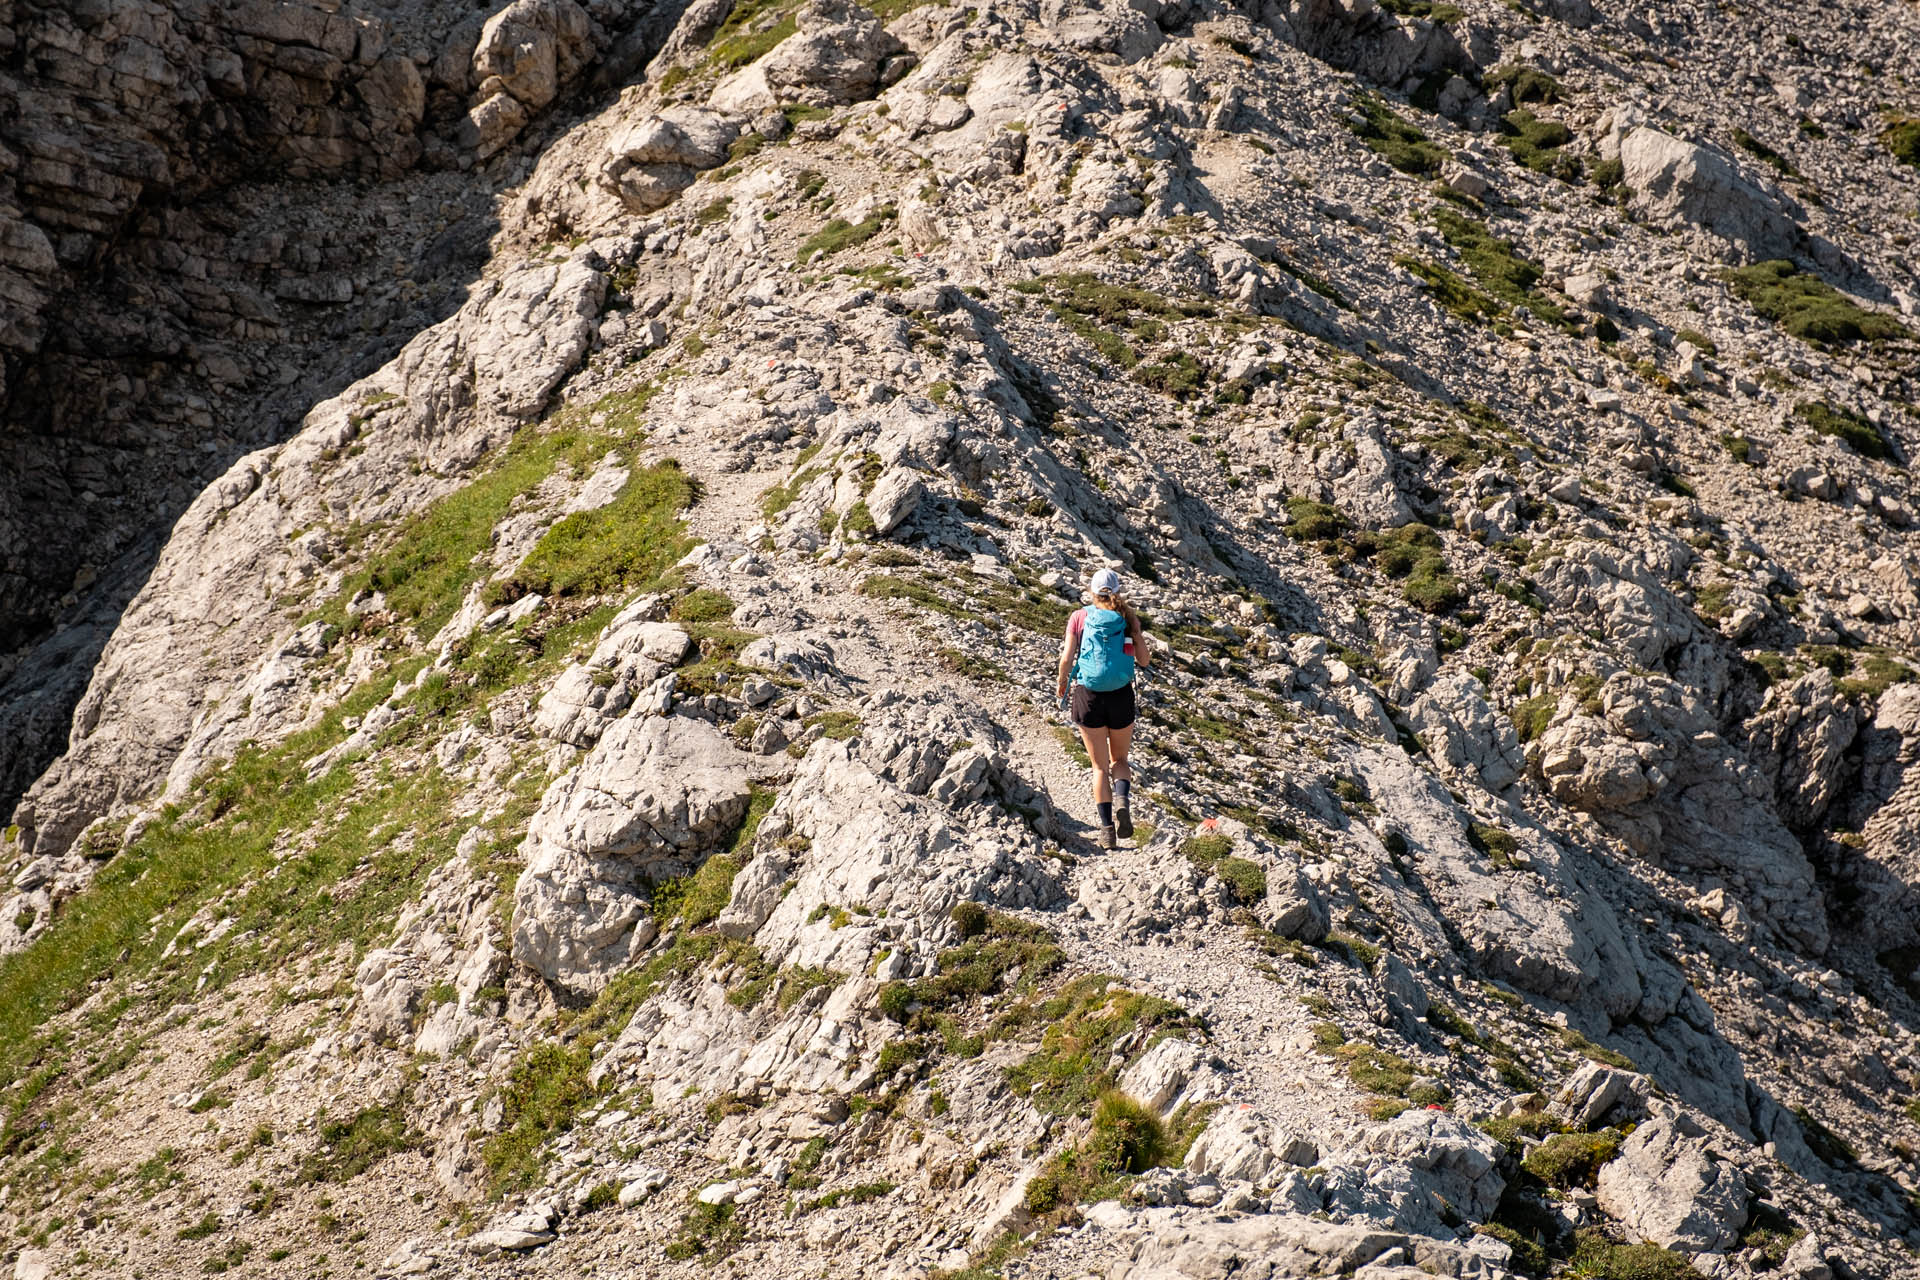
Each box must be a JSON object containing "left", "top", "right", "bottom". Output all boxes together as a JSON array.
[
  {"left": 1884, "top": 118, "right": 1920, "bottom": 168},
  {"left": 497, "top": 462, "right": 695, "bottom": 600},
  {"left": 696, "top": 197, "right": 732, "bottom": 225},
  {"left": 1794, "top": 401, "right": 1893, "bottom": 461},
  {"left": 796, "top": 207, "right": 896, "bottom": 262},
  {"left": 1570, "top": 1229, "right": 1705, "bottom": 1280},
  {"left": 1726, "top": 260, "right": 1909, "bottom": 345},
  {"left": 1522, "top": 1130, "right": 1620, "bottom": 1187},
  {"left": 1433, "top": 209, "right": 1565, "bottom": 325},
  {"left": 880, "top": 912, "right": 1066, "bottom": 1026},
  {"left": 1350, "top": 95, "right": 1445, "bottom": 174}
]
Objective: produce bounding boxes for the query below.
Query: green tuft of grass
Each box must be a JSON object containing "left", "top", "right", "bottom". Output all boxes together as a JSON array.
[
  {"left": 1794, "top": 401, "right": 1893, "bottom": 461},
  {"left": 1884, "top": 118, "right": 1920, "bottom": 168},
  {"left": 795, "top": 208, "right": 896, "bottom": 263},
  {"left": 1521, "top": 1129, "right": 1620, "bottom": 1187},
  {"left": 496, "top": 462, "right": 695, "bottom": 601},
  {"left": 300, "top": 1100, "right": 416, "bottom": 1184},
  {"left": 1433, "top": 208, "right": 1565, "bottom": 324},
  {"left": 1501, "top": 109, "right": 1580, "bottom": 180},
  {"left": 706, "top": 0, "right": 800, "bottom": 69},
  {"left": 1485, "top": 63, "right": 1561, "bottom": 103},
  {"left": 1284, "top": 498, "right": 1348, "bottom": 541},
  {"left": 664, "top": 1201, "right": 744, "bottom": 1261},
  {"left": 1725, "top": 260, "right": 1909, "bottom": 345},
  {"left": 1350, "top": 95, "right": 1444, "bottom": 174},
  {"left": 1570, "top": 1229, "right": 1706, "bottom": 1280}
]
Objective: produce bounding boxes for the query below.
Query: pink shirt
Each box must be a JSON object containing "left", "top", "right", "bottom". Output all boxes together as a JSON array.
[{"left": 1063, "top": 608, "right": 1136, "bottom": 656}]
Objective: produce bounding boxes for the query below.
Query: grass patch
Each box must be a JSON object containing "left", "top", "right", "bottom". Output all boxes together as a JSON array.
[
  {"left": 1501, "top": 110, "right": 1579, "bottom": 180},
  {"left": 1000, "top": 978, "right": 1197, "bottom": 1117},
  {"left": 1022, "top": 1091, "right": 1169, "bottom": 1217},
  {"left": 1884, "top": 118, "right": 1920, "bottom": 168},
  {"left": 1795, "top": 401, "right": 1893, "bottom": 461},
  {"left": 707, "top": 0, "right": 800, "bottom": 69},
  {"left": 494, "top": 462, "right": 695, "bottom": 601},
  {"left": 1521, "top": 1129, "right": 1620, "bottom": 1188},
  {"left": 1433, "top": 209, "right": 1565, "bottom": 325},
  {"left": 484, "top": 934, "right": 728, "bottom": 1194},
  {"left": 1725, "top": 259, "right": 1909, "bottom": 345},
  {"left": 665, "top": 1201, "right": 744, "bottom": 1260},
  {"left": 1486, "top": 63, "right": 1561, "bottom": 104},
  {"left": 300, "top": 1097, "right": 416, "bottom": 1184},
  {"left": 1570, "top": 1229, "right": 1705, "bottom": 1280},
  {"left": 796, "top": 207, "right": 896, "bottom": 263},
  {"left": 1350, "top": 95, "right": 1444, "bottom": 174}
]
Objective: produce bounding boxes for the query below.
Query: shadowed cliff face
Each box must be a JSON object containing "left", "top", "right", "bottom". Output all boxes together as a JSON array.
[{"left": 0, "top": 0, "right": 693, "bottom": 815}]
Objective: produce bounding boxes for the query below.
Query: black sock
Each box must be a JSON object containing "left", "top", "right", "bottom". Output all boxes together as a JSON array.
[
  {"left": 1114, "top": 779, "right": 1131, "bottom": 804},
  {"left": 1098, "top": 802, "right": 1114, "bottom": 826}
]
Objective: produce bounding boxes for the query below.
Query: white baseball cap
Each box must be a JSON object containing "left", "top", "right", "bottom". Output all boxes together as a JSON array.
[{"left": 1089, "top": 568, "right": 1122, "bottom": 594}]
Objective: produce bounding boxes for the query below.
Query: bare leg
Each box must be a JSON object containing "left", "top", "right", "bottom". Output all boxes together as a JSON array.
[
  {"left": 1108, "top": 724, "right": 1134, "bottom": 837},
  {"left": 1078, "top": 725, "right": 1112, "bottom": 805},
  {"left": 1108, "top": 724, "right": 1133, "bottom": 785}
]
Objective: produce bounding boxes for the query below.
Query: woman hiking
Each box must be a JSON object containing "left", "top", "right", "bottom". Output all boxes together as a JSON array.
[{"left": 1056, "top": 568, "right": 1151, "bottom": 849}]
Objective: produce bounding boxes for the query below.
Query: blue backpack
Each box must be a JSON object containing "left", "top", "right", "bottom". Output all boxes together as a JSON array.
[{"left": 1073, "top": 608, "right": 1135, "bottom": 692}]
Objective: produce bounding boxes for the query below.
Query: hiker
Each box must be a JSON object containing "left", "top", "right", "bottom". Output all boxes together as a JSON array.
[{"left": 1056, "top": 568, "right": 1150, "bottom": 850}]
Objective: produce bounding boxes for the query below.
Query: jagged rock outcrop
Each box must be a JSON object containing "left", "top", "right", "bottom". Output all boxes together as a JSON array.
[
  {"left": 1596, "top": 1115, "right": 1752, "bottom": 1252},
  {"left": 10, "top": 251, "right": 612, "bottom": 872},
  {"left": 513, "top": 711, "right": 754, "bottom": 993},
  {"left": 1610, "top": 120, "right": 1804, "bottom": 260}
]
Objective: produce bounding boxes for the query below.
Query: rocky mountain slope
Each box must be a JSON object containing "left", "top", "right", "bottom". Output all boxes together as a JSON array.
[{"left": 5, "top": 0, "right": 1920, "bottom": 1276}]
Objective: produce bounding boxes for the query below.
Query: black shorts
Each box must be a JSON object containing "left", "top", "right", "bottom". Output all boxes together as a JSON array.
[{"left": 1070, "top": 682, "right": 1135, "bottom": 730}]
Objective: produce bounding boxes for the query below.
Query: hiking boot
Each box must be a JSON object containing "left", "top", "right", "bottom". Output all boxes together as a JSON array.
[
  {"left": 1101, "top": 823, "right": 1118, "bottom": 850},
  {"left": 1115, "top": 802, "right": 1133, "bottom": 840}
]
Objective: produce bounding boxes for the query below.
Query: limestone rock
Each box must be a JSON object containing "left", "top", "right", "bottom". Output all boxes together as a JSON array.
[
  {"left": 511, "top": 714, "right": 753, "bottom": 994},
  {"left": 1410, "top": 672, "right": 1524, "bottom": 791},
  {"left": 1184, "top": 1105, "right": 1316, "bottom": 1187},
  {"left": 1596, "top": 1117, "right": 1750, "bottom": 1252},
  {"left": 1619, "top": 126, "right": 1802, "bottom": 258},
  {"left": 759, "top": 0, "right": 908, "bottom": 106}
]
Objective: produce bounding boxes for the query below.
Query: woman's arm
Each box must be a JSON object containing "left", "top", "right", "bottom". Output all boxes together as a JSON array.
[
  {"left": 1129, "top": 613, "right": 1150, "bottom": 669},
  {"left": 1057, "top": 613, "right": 1079, "bottom": 698}
]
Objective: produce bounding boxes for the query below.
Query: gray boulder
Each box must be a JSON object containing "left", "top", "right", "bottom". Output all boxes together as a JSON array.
[
  {"left": 1410, "top": 672, "right": 1524, "bottom": 791},
  {"left": 1184, "top": 1105, "right": 1316, "bottom": 1187},
  {"left": 762, "top": 0, "right": 908, "bottom": 106},
  {"left": 1595, "top": 1116, "right": 1750, "bottom": 1251},
  {"left": 1264, "top": 868, "right": 1330, "bottom": 942},
  {"left": 511, "top": 714, "right": 753, "bottom": 993},
  {"left": 1320, "top": 1109, "right": 1504, "bottom": 1234},
  {"left": 1549, "top": 1063, "right": 1652, "bottom": 1130},
  {"left": 1619, "top": 126, "right": 1802, "bottom": 259}
]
